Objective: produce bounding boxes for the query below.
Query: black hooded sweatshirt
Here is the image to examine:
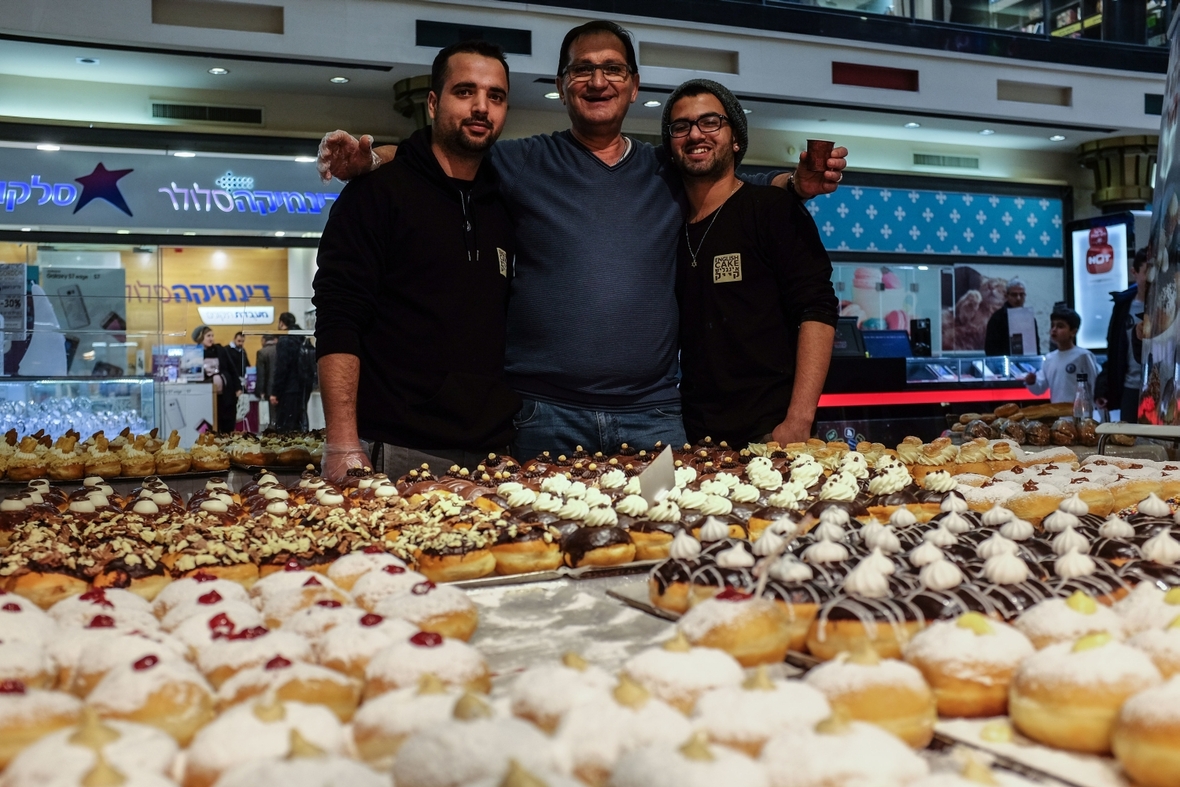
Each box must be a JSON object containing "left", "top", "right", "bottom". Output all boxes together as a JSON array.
[{"left": 314, "top": 127, "right": 519, "bottom": 450}]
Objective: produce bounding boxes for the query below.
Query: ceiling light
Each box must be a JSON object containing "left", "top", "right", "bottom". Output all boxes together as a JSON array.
[
  {"left": 643, "top": 100, "right": 661, "bottom": 108},
  {"left": 116, "top": 230, "right": 131, "bottom": 235},
  {"left": 20, "top": 228, "right": 31, "bottom": 232},
  {"left": 274, "top": 231, "right": 286, "bottom": 237},
  {"left": 76, "top": 57, "right": 99, "bottom": 65},
  {"left": 544, "top": 92, "right": 560, "bottom": 100},
  {"left": 183, "top": 232, "right": 197, "bottom": 236},
  {"left": 294, "top": 156, "right": 316, "bottom": 163},
  {"left": 173, "top": 151, "right": 196, "bottom": 158},
  {"left": 904, "top": 122, "right": 921, "bottom": 129},
  {"left": 208, "top": 67, "right": 229, "bottom": 75},
  {"left": 1049, "top": 134, "right": 1066, "bottom": 141},
  {"left": 979, "top": 129, "right": 996, "bottom": 136},
  {"left": 329, "top": 76, "right": 349, "bottom": 84},
  {"left": 36, "top": 144, "right": 60, "bottom": 151},
  {"left": 742, "top": 109, "right": 752, "bottom": 114}
]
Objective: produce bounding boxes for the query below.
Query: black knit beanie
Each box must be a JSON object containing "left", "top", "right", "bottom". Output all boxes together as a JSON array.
[{"left": 661, "top": 79, "right": 748, "bottom": 166}]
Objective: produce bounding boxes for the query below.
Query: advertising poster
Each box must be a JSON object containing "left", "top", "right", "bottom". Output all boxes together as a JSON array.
[
  {"left": 939, "top": 264, "right": 1062, "bottom": 353},
  {"left": 1070, "top": 220, "right": 1129, "bottom": 349},
  {"left": 40, "top": 267, "right": 128, "bottom": 376},
  {"left": 1139, "top": 20, "right": 1180, "bottom": 424}
]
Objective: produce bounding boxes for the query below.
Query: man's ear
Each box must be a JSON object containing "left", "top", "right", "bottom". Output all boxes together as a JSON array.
[{"left": 427, "top": 90, "right": 439, "bottom": 122}]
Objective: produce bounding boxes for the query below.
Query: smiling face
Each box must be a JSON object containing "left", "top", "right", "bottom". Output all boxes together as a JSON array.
[
  {"left": 427, "top": 52, "right": 509, "bottom": 157},
  {"left": 668, "top": 92, "right": 735, "bottom": 181},
  {"left": 559, "top": 30, "right": 638, "bottom": 135}
]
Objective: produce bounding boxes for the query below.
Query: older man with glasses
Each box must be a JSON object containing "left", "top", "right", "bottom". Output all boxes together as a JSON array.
[{"left": 319, "top": 20, "right": 847, "bottom": 460}]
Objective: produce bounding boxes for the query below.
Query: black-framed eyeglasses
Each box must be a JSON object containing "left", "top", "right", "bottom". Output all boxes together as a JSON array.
[
  {"left": 667, "top": 113, "right": 729, "bottom": 138},
  {"left": 563, "top": 62, "right": 632, "bottom": 82}
]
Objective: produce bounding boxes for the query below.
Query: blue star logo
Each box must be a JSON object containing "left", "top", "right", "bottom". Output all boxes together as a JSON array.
[{"left": 74, "top": 163, "right": 134, "bottom": 216}]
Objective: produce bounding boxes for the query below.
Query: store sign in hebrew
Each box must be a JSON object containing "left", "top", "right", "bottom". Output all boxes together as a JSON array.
[
  {"left": 806, "top": 186, "right": 1065, "bottom": 257},
  {"left": 0, "top": 148, "right": 342, "bottom": 233}
]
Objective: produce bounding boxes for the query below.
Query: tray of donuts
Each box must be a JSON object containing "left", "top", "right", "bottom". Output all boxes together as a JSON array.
[
  {"left": 950, "top": 404, "right": 1138, "bottom": 449},
  {"left": 0, "top": 428, "right": 232, "bottom": 483},
  {"left": 613, "top": 490, "right": 1180, "bottom": 787},
  {"left": 225, "top": 430, "right": 323, "bottom": 470}
]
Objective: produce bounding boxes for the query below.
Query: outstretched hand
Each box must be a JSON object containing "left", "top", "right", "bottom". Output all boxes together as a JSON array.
[
  {"left": 793, "top": 146, "right": 849, "bottom": 198},
  {"left": 317, "top": 130, "right": 377, "bottom": 183}
]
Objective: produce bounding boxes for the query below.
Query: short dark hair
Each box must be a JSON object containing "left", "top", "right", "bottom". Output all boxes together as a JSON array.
[
  {"left": 1133, "top": 246, "right": 1149, "bottom": 272},
  {"left": 430, "top": 39, "right": 510, "bottom": 97},
  {"left": 1050, "top": 302, "right": 1081, "bottom": 332},
  {"left": 557, "top": 20, "right": 638, "bottom": 77},
  {"left": 234, "top": 331, "right": 245, "bottom": 340},
  {"left": 278, "top": 312, "right": 297, "bottom": 329}
]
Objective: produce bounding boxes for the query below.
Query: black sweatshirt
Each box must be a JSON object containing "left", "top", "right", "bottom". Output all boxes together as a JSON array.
[
  {"left": 677, "top": 184, "right": 838, "bottom": 443},
  {"left": 313, "top": 128, "right": 519, "bottom": 450}
]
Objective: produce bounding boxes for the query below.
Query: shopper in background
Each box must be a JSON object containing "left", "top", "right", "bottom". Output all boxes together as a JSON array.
[
  {"left": 1096, "top": 247, "right": 1148, "bottom": 420},
  {"left": 193, "top": 325, "right": 242, "bottom": 433},
  {"left": 314, "top": 41, "right": 518, "bottom": 480},
  {"left": 316, "top": 20, "right": 848, "bottom": 459},
  {"left": 984, "top": 277, "right": 1040, "bottom": 356},
  {"left": 272, "top": 312, "right": 313, "bottom": 432},
  {"left": 255, "top": 334, "right": 278, "bottom": 430},
  {"left": 1022, "top": 303, "right": 1098, "bottom": 404},
  {"left": 665, "top": 80, "right": 838, "bottom": 444},
  {"left": 226, "top": 331, "right": 249, "bottom": 387}
]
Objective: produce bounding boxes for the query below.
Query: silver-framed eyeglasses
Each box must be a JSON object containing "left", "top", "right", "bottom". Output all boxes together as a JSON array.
[
  {"left": 667, "top": 113, "right": 730, "bottom": 138},
  {"left": 563, "top": 62, "right": 632, "bottom": 82}
]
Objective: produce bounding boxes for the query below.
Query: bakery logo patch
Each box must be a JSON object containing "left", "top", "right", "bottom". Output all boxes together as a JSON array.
[
  {"left": 1066, "top": 363, "right": 1077, "bottom": 374},
  {"left": 497, "top": 248, "right": 508, "bottom": 278},
  {"left": 713, "top": 253, "right": 742, "bottom": 283}
]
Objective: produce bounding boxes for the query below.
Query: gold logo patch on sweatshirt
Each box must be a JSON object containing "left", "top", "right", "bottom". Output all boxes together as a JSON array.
[
  {"left": 713, "top": 253, "right": 742, "bottom": 283},
  {"left": 497, "top": 248, "right": 508, "bottom": 277}
]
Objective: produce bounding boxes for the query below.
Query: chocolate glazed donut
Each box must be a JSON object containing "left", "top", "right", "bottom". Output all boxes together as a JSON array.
[{"left": 561, "top": 526, "right": 636, "bottom": 568}]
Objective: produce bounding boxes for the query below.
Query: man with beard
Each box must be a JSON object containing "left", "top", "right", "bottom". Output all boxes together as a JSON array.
[
  {"left": 318, "top": 21, "right": 847, "bottom": 459},
  {"left": 666, "top": 80, "right": 838, "bottom": 445},
  {"left": 313, "top": 40, "right": 519, "bottom": 480}
]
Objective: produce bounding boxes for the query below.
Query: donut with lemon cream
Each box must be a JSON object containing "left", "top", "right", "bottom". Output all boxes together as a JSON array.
[
  {"left": 508, "top": 652, "right": 614, "bottom": 734},
  {"left": 1015, "top": 590, "right": 1124, "bottom": 649},
  {"left": 621, "top": 632, "right": 744, "bottom": 714},
  {"left": 692, "top": 668, "right": 830, "bottom": 756},
  {"left": 761, "top": 715, "right": 929, "bottom": 787},
  {"left": 1111, "top": 674, "right": 1180, "bottom": 787}
]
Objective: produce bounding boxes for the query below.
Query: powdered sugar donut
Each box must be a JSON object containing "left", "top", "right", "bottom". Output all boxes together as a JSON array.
[
  {"left": 278, "top": 602, "right": 359, "bottom": 643},
  {"left": 313, "top": 611, "right": 418, "bottom": 679},
  {"left": 364, "top": 631, "right": 491, "bottom": 698},
  {"left": 183, "top": 698, "right": 349, "bottom": 787},
  {"left": 66, "top": 629, "right": 188, "bottom": 697},
  {"left": 326, "top": 548, "right": 408, "bottom": 592},
  {"left": 151, "top": 573, "right": 249, "bottom": 620},
  {"left": 259, "top": 577, "right": 351, "bottom": 629},
  {"left": 212, "top": 753, "right": 388, "bottom": 787},
  {"left": 902, "top": 612, "right": 1032, "bottom": 718},
  {"left": 4, "top": 710, "right": 177, "bottom": 787},
  {"left": 1116, "top": 585, "right": 1180, "bottom": 635},
  {"left": 160, "top": 586, "right": 255, "bottom": 632},
  {"left": 352, "top": 678, "right": 464, "bottom": 768},
  {"left": 676, "top": 589, "right": 792, "bottom": 667},
  {"left": 0, "top": 681, "right": 83, "bottom": 768},
  {"left": 1129, "top": 620, "right": 1180, "bottom": 678},
  {"left": 761, "top": 716, "right": 929, "bottom": 787},
  {"left": 621, "top": 632, "right": 744, "bottom": 714},
  {"left": 351, "top": 564, "right": 431, "bottom": 612},
  {"left": 1016, "top": 590, "right": 1124, "bottom": 649},
  {"left": 194, "top": 628, "right": 312, "bottom": 688},
  {"left": 0, "top": 591, "right": 58, "bottom": 645},
  {"left": 249, "top": 568, "right": 344, "bottom": 607},
  {"left": 48, "top": 588, "right": 157, "bottom": 631},
  {"left": 609, "top": 732, "right": 768, "bottom": 787},
  {"left": 692, "top": 668, "right": 830, "bottom": 756},
  {"left": 170, "top": 604, "right": 266, "bottom": 650},
  {"left": 215, "top": 657, "right": 361, "bottom": 721},
  {"left": 804, "top": 649, "right": 937, "bottom": 748},
  {"left": 1112, "top": 675, "right": 1180, "bottom": 787},
  {"left": 371, "top": 580, "right": 477, "bottom": 641},
  {"left": 0, "top": 639, "right": 52, "bottom": 689},
  {"left": 85, "top": 652, "right": 214, "bottom": 745},
  {"left": 509, "top": 652, "right": 615, "bottom": 733},
  {"left": 1010, "top": 632, "right": 1163, "bottom": 753}
]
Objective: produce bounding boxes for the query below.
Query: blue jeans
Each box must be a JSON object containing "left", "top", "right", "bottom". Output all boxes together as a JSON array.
[{"left": 512, "top": 398, "right": 686, "bottom": 459}]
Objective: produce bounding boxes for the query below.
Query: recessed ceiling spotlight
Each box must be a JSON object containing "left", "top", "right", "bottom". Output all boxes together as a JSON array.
[
  {"left": 173, "top": 151, "right": 196, "bottom": 158},
  {"left": 329, "top": 76, "right": 349, "bottom": 84},
  {"left": 1049, "top": 134, "right": 1066, "bottom": 141},
  {"left": 20, "top": 228, "right": 31, "bottom": 232},
  {"left": 274, "top": 231, "right": 286, "bottom": 237},
  {"left": 904, "top": 122, "right": 921, "bottom": 129},
  {"left": 208, "top": 67, "right": 229, "bottom": 75},
  {"left": 294, "top": 156, "right": 316, "bottom": 163},
  {"left": 979, "top": 129, "right": 996, "bottom": 136},
  {"left": 116, "top": 230, "right": 131, "bottom": 235},
  {"left": 76, "top": 57, "right": 99, "bottom": 65},
  {"left": 643, "top": 100, "right": 661, "bottom": 108},
  {"left": 36, "top": 144, "right": 60, "bottom": 151},
  {"left": 544, "top": 92, "right": 560, "bottom": 100},
  {"left": 183, "top": 232, "right": 197, "bottom": 236}
]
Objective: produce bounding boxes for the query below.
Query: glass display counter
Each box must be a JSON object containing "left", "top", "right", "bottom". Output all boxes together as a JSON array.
[
  {"left": 0, "top": 377, "right": 155, "bottom": 437},
  {"left": 905, "top": 355, "right": 1044, "bottom": 385}
]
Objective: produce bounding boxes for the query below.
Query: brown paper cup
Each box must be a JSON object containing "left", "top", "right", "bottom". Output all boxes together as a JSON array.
[{"left": 806, "top": 139, "right": 834, "bottom": 172}]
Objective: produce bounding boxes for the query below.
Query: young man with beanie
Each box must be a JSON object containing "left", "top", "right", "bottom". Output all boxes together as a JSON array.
[
  {"left": 313, "top": 41, "right": 519, "bottom": 480},
  {"left": 665, "top": 80, "right": 838, "bottom": 444},
  {"left": 316, "top": 20, "right": 848, "bottom": 459},
  {"left": 1023, "top": 303, "right": 1099, "bottom": 404}
]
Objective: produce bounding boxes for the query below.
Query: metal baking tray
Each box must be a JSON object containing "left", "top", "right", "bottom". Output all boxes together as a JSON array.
[{"left": 452, "top": 560, "right": 658, "bottom": 590}]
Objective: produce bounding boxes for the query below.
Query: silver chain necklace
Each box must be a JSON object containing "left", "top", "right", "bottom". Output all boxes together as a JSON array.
[{"left": 685, "top": 182, "right": 742, "bottom": 268}]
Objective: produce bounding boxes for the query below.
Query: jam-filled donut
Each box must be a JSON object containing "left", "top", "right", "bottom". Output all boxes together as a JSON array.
[
  {"left": 364, "top": 631, "right": 491, "bottom": 698},
  {"left": 215, "top": 655, "right": 362, "bottom": 722},
  {"left": 371, "top": 580, "right": 478, "bottom": 641},
  {"left": 0, "top": 680, "right": 83, "bottom": 768}
]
